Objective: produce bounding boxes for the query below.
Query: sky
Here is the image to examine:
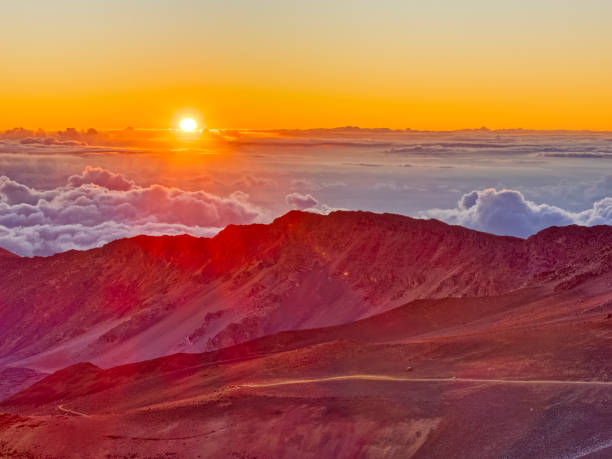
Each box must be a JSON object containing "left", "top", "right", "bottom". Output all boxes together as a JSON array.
[
  {"left": 2, "top": 0, "right": 612, "bottom": 130},
  {"left": 1, "top": 2, "right": 611, "bottom": 256}
]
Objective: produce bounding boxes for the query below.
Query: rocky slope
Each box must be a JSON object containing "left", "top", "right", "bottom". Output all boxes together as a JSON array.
[
  {"left": 0, "top": 248, "right": 17, "bottom": 258},
  {"left": 1, "top": 272, "right": 611, "bottom": 458},
  {"left": 1, "top": 211, "right": 611, "bottom": 372}
]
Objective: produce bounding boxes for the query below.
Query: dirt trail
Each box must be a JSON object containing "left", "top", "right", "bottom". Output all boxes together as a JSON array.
[
  {"left": 240, "top": 374, "right": 612, "bottom": 388},
  {"left": 53, "top": 374, "right": 612, "bottom": 418},
  {"left": 57, "top": 404, "right": 88, "bottom": 417}
]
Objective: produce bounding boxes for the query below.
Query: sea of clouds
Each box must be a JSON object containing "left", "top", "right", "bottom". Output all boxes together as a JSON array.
[
  {"left": 0, "top": 166, "right": 261, "bottom": 256},
  {"left": 1, "top": 127, "right": 611, "bottom": 255}
]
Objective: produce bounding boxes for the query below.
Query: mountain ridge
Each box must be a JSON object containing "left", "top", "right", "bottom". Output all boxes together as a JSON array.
[{"left": 0, "top": 210, "right": 610, "bottom": 373}]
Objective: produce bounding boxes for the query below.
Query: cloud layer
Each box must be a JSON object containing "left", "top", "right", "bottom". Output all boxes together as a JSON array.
[
  {"left": 0, "top": 167, "right": 263, "bottom": 256},
  {"left": 2, "top": 128, "right": 612, "bottom": 253},
  {"left": 420, "top": 188, "right": 612, "bottom": 238}
]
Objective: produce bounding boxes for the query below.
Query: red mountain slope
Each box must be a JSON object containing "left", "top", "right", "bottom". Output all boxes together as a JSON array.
[
  {"left": 1, "top": 273, "right": 611, "bottom": 458},
  {"left": 0, "top": 211, "right": 611, "bottom": 373},
  {"left": 0, "top": 248, "right": 17, "bottom": 258}
]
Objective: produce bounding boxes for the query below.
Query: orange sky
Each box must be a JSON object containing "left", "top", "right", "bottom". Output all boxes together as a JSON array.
[{"left": 1, "top": 1, "right": 611, "bottom": 130}]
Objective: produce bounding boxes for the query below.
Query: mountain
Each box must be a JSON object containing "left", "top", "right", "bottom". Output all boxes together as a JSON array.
[
  {"left": 0, "top": 248, "right": 17, "bottom": 258},
  {"left": 1, "top": 210, "right": 611, "bottom": 375},
  {"left": 1, "top": 276, "right": 611, "bottom": 458},
  {"left": 0, "top": 211, "right": 611, "bottom": 457}
]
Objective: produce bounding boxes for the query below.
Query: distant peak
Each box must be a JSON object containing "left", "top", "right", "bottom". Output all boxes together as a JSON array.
[{"left": 529, "top": 224, "right": 612, "bottom": 241}]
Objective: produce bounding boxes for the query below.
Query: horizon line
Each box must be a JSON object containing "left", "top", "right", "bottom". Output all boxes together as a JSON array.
[{"left": 4, "top": 125, "right": 612, "bottom": 135}]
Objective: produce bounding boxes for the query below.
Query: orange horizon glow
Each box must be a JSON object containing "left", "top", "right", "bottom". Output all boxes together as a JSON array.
[
  {"left": 3, "top": 82, "right": 612, "bottom": 132},
  {"left": 2, "top": 2, "right": 612, "bottom": 131}
]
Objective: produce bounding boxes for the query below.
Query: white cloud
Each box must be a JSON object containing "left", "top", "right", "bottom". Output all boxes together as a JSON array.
[
  {"left": 420, "top": 188, "right": 612, "bottom": 238},
  {"left": 67, "top": 166, "right": 134, "bottom": 191},
  {"left": 285, "top": 192, "right": 319, "bottom": 210},
  {"left": 0, "top": 167, "right": 263, "bottom": 256},
  {"left": 284, "top": 192, "right": 341, "bottom": 215}
]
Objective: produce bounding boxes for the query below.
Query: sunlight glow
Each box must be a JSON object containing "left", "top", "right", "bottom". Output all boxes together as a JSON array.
[{"left": 180, "top": 118, "right": 197, "bottom": 132}]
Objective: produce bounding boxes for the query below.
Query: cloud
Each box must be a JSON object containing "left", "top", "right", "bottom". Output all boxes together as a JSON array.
[
  {"left": 285, "top": 192, "right": 319, "bottom": 210},
  {"left": 342, "top": 162, "right": 383, "bottom": 167},
  {"left": 4, "top": 128, "right": 612, "bottom": 252},
  {"left": 373, "top": 181, "right": 411, "bottom": 191},
  {"left": 0, "top": 167, "right": 263, "bottom": 256},
  {"left": 0, "top": 127, "right": 172, "bottom": 155},
  {"left": 420, "top": 188, "right": 612, "bottom": 238},
  {"left": 320, "top": 181, "right": 347, "bottom": 188},
  {"left": 67, "top": 166, "right": 134, "bottom": 191},
  {"left": 290, "top": 179, "right": 321, "bottom": 191},
  {"left": 0, "top": 222, "right": 220, "bottom": 260},
  {"left": 585, "top": 175, "right": 612, "bottom": 201},
  {"left": 232, "top": 175, "right": 278, "bottom": 189},
  {"left": 19, "top": 137, "right": 86, "bottom": 146},
  {"left": 543, "top": 153, "right": 612, "bottom": 159},
  {"left": 284, "top": 192, "right": 341, "bottom": 215},
  {"left": 528, "top": 175, "right": 612, "bottom": 209}
]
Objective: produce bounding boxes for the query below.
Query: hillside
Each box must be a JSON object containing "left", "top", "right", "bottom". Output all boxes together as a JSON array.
[
  {"left": 1, "top": 273, "right": 611, "bottom": 458},
  {"left": 1, "top": 211, "right": 611, "bottom": 375}
]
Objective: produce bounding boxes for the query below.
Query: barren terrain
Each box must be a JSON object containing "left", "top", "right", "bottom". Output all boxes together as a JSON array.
[{"left": 0, "top": 211, "right": 611, "bottom": 457}]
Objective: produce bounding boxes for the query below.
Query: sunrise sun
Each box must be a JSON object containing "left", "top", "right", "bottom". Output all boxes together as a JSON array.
[{"left": 179, "top": 118, "right": 197, "bottom": 132}]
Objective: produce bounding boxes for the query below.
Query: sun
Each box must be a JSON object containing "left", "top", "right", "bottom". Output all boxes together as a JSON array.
[{"left": 179, "top": 118, "right": 197, "bottom": 132}]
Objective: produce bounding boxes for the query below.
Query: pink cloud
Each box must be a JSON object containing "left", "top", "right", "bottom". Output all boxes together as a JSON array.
[
  {"left": 0, "top": 167, "right": 263, "bottom": 256},
  {"left": 285, "top": 192, "right": 319, "bottom": 210}
]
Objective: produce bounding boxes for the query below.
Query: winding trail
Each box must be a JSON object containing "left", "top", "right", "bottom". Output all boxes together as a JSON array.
[
  {"left": 55, "top": 374, "right": 612, "bottom": 418},
  {"left": 240, "top": 374, "right": 612, "bottom": 388},
  {"left": 57, "top": 404, "right": 88, "bottom": 417}
]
